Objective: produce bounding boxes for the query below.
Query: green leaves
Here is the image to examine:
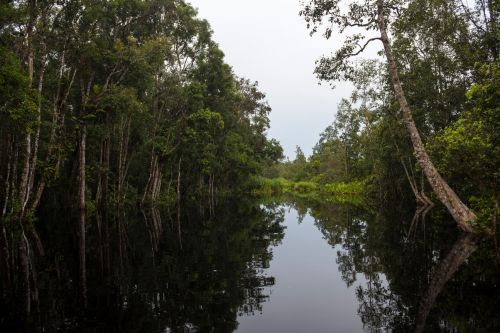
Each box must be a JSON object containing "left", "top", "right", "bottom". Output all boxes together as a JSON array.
[
  {"left": 428, "top": 60, "right": 499, "bottom": 201},
  {"left": 0, "top": 46, "right": 37, "bottom": 127}
]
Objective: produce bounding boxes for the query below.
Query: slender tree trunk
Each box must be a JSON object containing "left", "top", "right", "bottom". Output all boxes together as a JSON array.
[
  {"left": 2, "top": 134, "right": 13, "bottom": 218},
  {"left": 31, "top": 66, "right": 77, "bottom": 211},
  {"left": 19, "top": 0, "right": 37, "bottom": 217},
  {"left": 103, "top": 129, "right": 111, "bottom": 278},
  {"left": 78, "top": 124, "right": 87, "bottom": 308},
  {"left": 95, "top": 136, "right": 109, "bottom": 276},
  {"left": 343, "top": 143, "right": 349, "bottom": 180},
  {"left": 77, "top": 73, "right": 93, "bottom": 309},
  {"left": 26, "top": 43, "right": 47, "bottom": 210},
  {"left": 176, "top": 158, "right": 182, "bottom": 249},
  {"left": 401, "top": 158, "right": 425, "bottom": 205},
  {"left": 377, "top": 0, "right": 477, "bottom": 232},
  {"left": 117, "top": 115, "right": 131, "bottom": 205},
  {"left": 24, "top": 46, "right": 48, "bottom": 256},
  {"left": 0, "top": 222, "right": 11, "bottom": 295}
]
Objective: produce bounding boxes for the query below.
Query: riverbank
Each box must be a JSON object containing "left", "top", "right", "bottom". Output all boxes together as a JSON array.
[{"left": 253, "top": 177, "right": 364, "bottom": 204}]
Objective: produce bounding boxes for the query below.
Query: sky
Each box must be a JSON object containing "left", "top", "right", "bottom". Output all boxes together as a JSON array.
[{"left": 187, "top": 0, "right": 354, "bottom": 159}]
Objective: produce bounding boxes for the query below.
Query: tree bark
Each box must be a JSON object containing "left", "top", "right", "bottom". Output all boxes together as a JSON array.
[
  {"left": 1, "top": 134, "right": 13, "bottom": 218},
  {"left": 117, "top": 115, "right": 132, "bottom": 205},
  {"left": 377, "top": 0, "right": 477, "bottom": 232}
]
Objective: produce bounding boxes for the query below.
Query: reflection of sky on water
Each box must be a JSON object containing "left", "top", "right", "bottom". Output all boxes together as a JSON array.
[{"left": 237, "top": 207, "right": 386, "bottom": 333}]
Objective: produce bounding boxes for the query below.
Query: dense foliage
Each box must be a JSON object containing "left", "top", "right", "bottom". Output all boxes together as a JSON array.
[
  {"left": 0, "top": 0, "right": 282, "bottom": 320},
  {"left": 268, "top": 0, "right": 499, "bottom": 228}
]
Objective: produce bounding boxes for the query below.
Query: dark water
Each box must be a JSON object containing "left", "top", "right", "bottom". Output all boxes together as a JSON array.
[{"left": 2, "top": 197, "right": 500, "bottom": 332}]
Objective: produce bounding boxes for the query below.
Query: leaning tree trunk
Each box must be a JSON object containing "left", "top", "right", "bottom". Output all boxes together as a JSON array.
[{"left": 377, "top": 0, "right": 477, "bottom": 232}]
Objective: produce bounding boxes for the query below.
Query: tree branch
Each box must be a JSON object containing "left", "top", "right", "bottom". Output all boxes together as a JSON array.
[{"left": 347, "top": 37, "right": 381, "bottom": 57}]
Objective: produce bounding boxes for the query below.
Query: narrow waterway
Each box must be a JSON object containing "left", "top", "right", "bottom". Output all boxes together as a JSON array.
[
  {"left": 237, "top": 207, "right": 370, "bottom": 332},
  {"left": 4, "top": 198, "right": 499, "bottom": 332}
]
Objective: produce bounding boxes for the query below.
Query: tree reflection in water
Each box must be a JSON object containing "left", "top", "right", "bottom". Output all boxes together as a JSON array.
[
  {"left": 414, "top": 232, "right": 477, "bottom": 333},
  {"left": 292, "top": 198, "right": 500, "bottom": 332},
  {"left": 2, "top": 198, "right": 285, "bottom": 332}
]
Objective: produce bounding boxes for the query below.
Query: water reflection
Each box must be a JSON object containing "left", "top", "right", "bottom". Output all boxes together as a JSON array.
[
  {"left": 1, "top": 198, "right": 285, "bottom": 332},
  {"left": 296, "top": 198, "right": 499, "bottom": 332},
  {"left": 414, "top": 233, "right": 477, "bottom": 333},
  {"left": 2, "top": 196, "right": 499, "bottom": 332}
]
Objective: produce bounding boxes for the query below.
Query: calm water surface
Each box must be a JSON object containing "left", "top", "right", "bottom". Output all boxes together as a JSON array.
[
  {"left": 2, "top": 198, "right": 499, "bottom": 332},
  {"left": 237, "top": 207, "right": 368, "bottom": 333}
]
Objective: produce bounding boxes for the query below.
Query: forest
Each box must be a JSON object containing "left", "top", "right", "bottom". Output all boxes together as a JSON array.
[
  {"left": 265, "top": 0, "right": 498, "bottom": 231},
  {"left": 0, "top": 0, "right": 498, "bottom": 331},
  {"left": 0, "top": 0, "right": 282, "bottom": 325}
]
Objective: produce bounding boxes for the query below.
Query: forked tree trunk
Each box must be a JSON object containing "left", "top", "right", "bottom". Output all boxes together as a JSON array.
[
  {"left": 377, "top": 0, "right": 477, "bottom": 232},
  {"left": 32, "top": 61, "right": 77, "bottom": 211}
]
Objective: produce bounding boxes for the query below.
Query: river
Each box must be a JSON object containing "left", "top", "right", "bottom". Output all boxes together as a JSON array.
[
  {"left": 3, "top": 197, "right": 499, "bottom": 332},
  {"left": 237, "top": 206, "right": 369, "bottom": 332}
]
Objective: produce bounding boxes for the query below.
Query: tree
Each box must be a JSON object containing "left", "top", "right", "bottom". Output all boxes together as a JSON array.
[
  {"left": 300, "top": 0, "right": 478, "bottom": 232},
  {"left": 0, "top": 0, "right": 283, "bottom": 317}
]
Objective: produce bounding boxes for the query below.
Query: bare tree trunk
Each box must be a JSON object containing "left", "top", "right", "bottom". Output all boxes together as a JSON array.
[
  {"left": 2, "top": 134, "right": 13, "bottom": 218},
  {"left": 0, "top": 218, "right": 11, "bottom": 297},
  {"left": 31, "top": 65, "right": 77, "bottom": 211},
  {"left": 177, "top": 158, "right": 182, "bottom": 249},
  {"left": 142, "top": 153, "right": 164, "bottom": 204},
  {"left": 78, "top": 124, "right": 87, "bottom": 308},
  {"left": 26, "top": 43, "right": 47, "bottom": 210},
  {"left": 95, "top": 135, "right": 109, "bottom": 276},
  {"left": 24, "top": 46, "right": 48, "bottom": 257},
  {"left": 142, "top": 153, "right": 156, "bottom": 204},
  {"left": 401, "top": 158, "right": 425, "bottom": 205},
  {"left": 377, "top": 0, "right": 477, "bottom": 232},
  {"left": 117, "top": 115, "right": 132, "bottom": 205},
  {"left": 103, "top": 129, "right": 111, "bottom": 278},
  {"left": 19, "top": 0, "right": 37, "bottom": 217},
  {"left": 77, "top": 73, "right": 93, "bottom": 309}
]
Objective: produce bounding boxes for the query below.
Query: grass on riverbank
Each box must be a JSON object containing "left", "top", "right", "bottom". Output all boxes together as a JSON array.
[{"left": 253, "top": 177, "right": 364, "bottom": 204}]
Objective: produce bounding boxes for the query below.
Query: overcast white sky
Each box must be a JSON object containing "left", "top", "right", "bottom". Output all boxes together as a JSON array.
[{"left": 188, "top": 0, "right": 354, "bottom": 158}]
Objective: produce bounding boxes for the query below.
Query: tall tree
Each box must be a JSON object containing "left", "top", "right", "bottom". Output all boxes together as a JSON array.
[{"left": 301, "top": 0, "right": 479, "bottom": 232}]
